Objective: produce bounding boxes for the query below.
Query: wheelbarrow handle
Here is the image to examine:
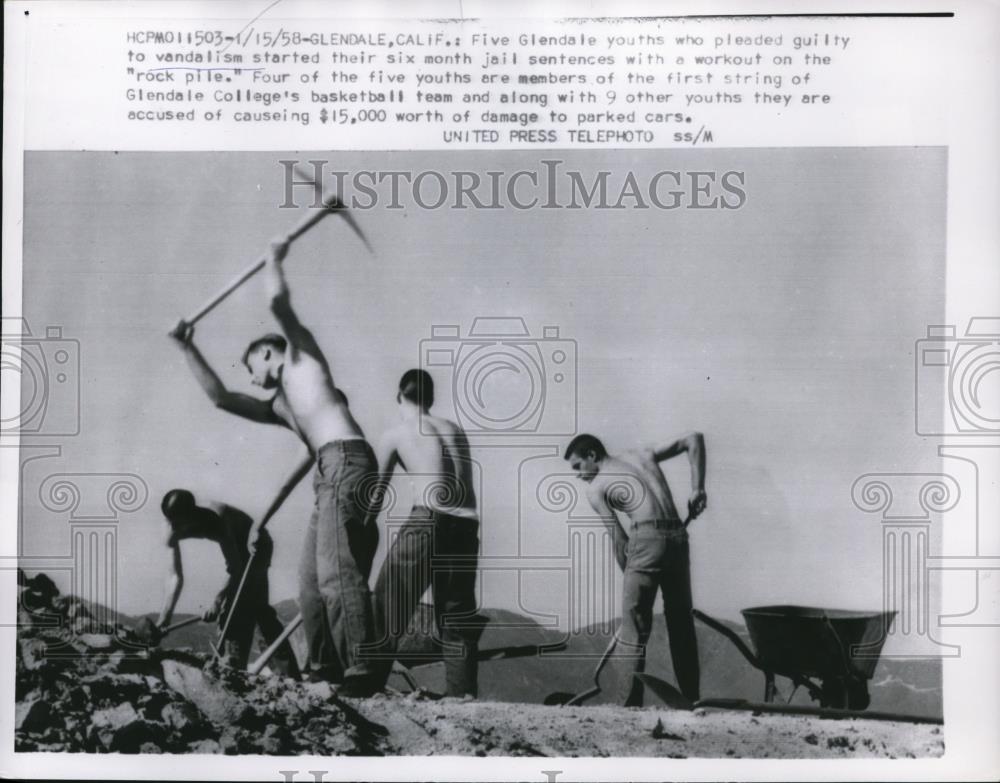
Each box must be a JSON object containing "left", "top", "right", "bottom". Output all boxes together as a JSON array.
[{"left": 692, "top": 609, "right": 764, "bottom": 670}]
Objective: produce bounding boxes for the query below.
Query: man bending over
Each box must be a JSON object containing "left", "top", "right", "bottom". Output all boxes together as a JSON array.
[
  {"left": 564, "top": 432, "right": 707, "bottom": 706},
  {"left": 156, "top": 489, "right": 299, "bottom": 676}
]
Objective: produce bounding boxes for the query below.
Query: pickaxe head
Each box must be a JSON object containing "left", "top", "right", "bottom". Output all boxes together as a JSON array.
[{"left": 294, "top": 165, "right": 373, "bottom": 255}]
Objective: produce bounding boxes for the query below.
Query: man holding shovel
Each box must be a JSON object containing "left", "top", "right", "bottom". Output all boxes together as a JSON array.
[
  {"left": 170, "top": 237, "right": 380, "bottom": 694},
  {"left": 564, "top": 432, "right": 707, "bottom": 706},
  {"left": 152, "top": 489, "right": 300, "bottom": 677},
  {"left": 363, "top": 369, "right": 482, "bottom": 698}
]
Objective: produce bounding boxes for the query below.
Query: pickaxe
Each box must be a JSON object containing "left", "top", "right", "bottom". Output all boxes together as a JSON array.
[{"left": 178, "top": 165, "right": 371, "bottom": 328}]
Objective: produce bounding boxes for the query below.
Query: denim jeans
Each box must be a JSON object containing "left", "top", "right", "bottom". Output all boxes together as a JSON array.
[
  {"left": 298, "top": 440, "right": 379, "bottom": 681},
  {"left": 222, "top": 532, "right": 300, "bottom": 678},
  {"left": 369, "top": 506, "right": 480, "bottom": 697},
  {"left": 617, "top": 522, "right": 700, "bottom": 706}
]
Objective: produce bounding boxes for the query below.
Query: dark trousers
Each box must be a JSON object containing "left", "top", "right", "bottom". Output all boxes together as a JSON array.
[
  {"left": 617, "top": 523, "right": 700, "bottom": 706},
  {"left": 298, "top": 440, "right": 379, "bottom": 681},
  {"left": 224, "top": 536, "right": 300, "bottom": 678},
  {"left": 370, "top": 506, "right": 480, "bottom": 697}
]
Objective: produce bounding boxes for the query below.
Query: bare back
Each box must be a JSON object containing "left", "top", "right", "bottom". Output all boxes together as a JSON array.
[
  {"left": 165, "top": 502, "right": 258, "bottom": 575},
  {"left": 391, "top": 414, "right": 478, "bottom": 518},
  {"left": 272, "top": 348, "right": 364, "bottom": 451},
  {"left": 592, "top": 451, "right": 680, "bottom": 525}
]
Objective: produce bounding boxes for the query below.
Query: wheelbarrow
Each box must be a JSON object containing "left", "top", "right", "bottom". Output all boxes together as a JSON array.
[{"left": 693, "top": 605, "right": 896, "bottom": 710}]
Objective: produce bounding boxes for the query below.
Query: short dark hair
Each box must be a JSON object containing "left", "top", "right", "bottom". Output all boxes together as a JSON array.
[
  {"left": 398, "top": 368, "right": 434, "bottom": 409},
  {"left": 242, "top": 333, "right": 287, "bottom": 368},
  {"left": 563, "top": 433, "right": 607, "bottom": 461},
  {"left": 161, "top": 488, "right": 195, "bottom": 521}
]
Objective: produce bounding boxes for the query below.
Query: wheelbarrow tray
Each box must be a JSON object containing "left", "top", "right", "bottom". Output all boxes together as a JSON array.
[{"left": 741, "top": 605, "right": 896, "bottom": 681}]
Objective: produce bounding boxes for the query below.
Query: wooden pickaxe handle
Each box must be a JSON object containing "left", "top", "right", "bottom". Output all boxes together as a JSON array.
[{"left": 184, "top": 193, "right": 345, "bottom": 326}]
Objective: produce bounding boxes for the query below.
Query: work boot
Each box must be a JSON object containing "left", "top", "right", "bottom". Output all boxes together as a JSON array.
[
  {"left": 302, "top": 665, "right": 342, "bottom": 685},
  {"left": 336, "top": 674, "right": 379, "bottom": 698}
]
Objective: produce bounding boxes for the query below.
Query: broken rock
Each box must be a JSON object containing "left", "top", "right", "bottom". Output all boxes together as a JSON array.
[
  {"left": 77, "top": 633, "right": 115, "bottom": 651},
  {"left": 187, "top": 738, "right": 222, "bottom": 754},
  {"left": 17, "top": 638, "right": 50, "bottom": 671},
  {"left": 161, "top": 702, "right": 202, "bottom": 734},
  {"left": 162, "top": 659, "right": 251, "bottom": 725},
  {"left": 92, "top": 702, "right": 141, "bottom": 731},
  {"left": 15, "top": 698, "right": 52, "bottom": 733},
  {"left": 91, "top": 703, "right": 158, "bottom": 753}
]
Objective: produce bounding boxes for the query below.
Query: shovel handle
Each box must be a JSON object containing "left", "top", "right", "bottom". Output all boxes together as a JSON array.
[
  {"left": 215, "top": 553, "right": 257, "bottom": 652},
  {"left": 164, "top": 615, "right": 202, "bottom": 634},
  {"left": 592, "top": 634, "right": 618, "bottom": 683},
  {"left": 248, "top": 613, "right": 303, "bottom": 675}
]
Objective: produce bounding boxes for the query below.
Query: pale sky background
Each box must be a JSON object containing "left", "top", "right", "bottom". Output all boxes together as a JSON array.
[{"left": 20, "top": 149, "right": 945, "bottom": 646}]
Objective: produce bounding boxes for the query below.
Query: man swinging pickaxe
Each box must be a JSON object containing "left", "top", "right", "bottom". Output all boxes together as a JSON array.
[{"left": 168, "top": 169, "right": 380, "bottom": 693}]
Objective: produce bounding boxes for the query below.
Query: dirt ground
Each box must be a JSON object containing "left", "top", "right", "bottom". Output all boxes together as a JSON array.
[{"left": 353, "top": 694, "right": 944, "bottom": 758}]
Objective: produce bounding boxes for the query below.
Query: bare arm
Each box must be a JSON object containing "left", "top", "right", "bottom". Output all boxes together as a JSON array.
[
  {"left": 169, "top": 321, "right": 283, "bottom": 425},
  {"left": 156, "top": 542, "right": 184, "bottom": 627},
  {"left": 653, "top": 432, "right": 707, "bottom": 520},
  {"left": 247, "top": 451, "right": 316, "bottom": 555},
  {"left": 363, "top": 431, "right": 402, "bottom": 528},
  {"left": 587, "top": 486, "right": 629, "bottom": 571},
  {"left": 264, "top": 238, "right": 325, "bottom": 362}
]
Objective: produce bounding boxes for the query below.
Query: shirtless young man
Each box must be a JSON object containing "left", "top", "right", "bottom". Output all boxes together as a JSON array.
[
  {"left": 155, "top": 489, "right": 299, "bottom": 677},
  {"left": 564, "top": 432, "right": 707, "bottom": 706},
  {"left": 169, "top": 237, "right": 379, "bottom": 692},
  {"left": 364, "top": 370, "right": 481, "bottom": 697}
]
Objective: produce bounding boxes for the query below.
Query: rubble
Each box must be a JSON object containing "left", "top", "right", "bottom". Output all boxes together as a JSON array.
[
  {"left": 15, "top": 698, "right": 50, "bottom": 733},
  {"left": 14, "top": 570, "right": 388, "bottom": 755}
]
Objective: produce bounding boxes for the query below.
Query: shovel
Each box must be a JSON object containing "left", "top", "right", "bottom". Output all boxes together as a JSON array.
[
  {"left": 545, "top": 514, "right": 697, "bottom": 707},
  {"left": 544, "top": 635, "right": 618, "bottom": 706}
]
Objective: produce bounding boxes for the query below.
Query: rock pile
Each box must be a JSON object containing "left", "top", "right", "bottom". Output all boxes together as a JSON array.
[{"left": 15, "top": 570, "right": 387, "bottom": 755}]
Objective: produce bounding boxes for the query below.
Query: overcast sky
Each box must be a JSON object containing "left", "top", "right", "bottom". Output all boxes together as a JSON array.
[{"left": 20, "top": 148, "right": 945, "bottom": 650}]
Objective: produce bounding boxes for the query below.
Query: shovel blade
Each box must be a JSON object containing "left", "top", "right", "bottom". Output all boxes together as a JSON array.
[
  {"left": 635, "top": 673, "right": 695, "bottom": 710},
  {"left": 565, "top": 685, "right": 601, "bottom": 706}
]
